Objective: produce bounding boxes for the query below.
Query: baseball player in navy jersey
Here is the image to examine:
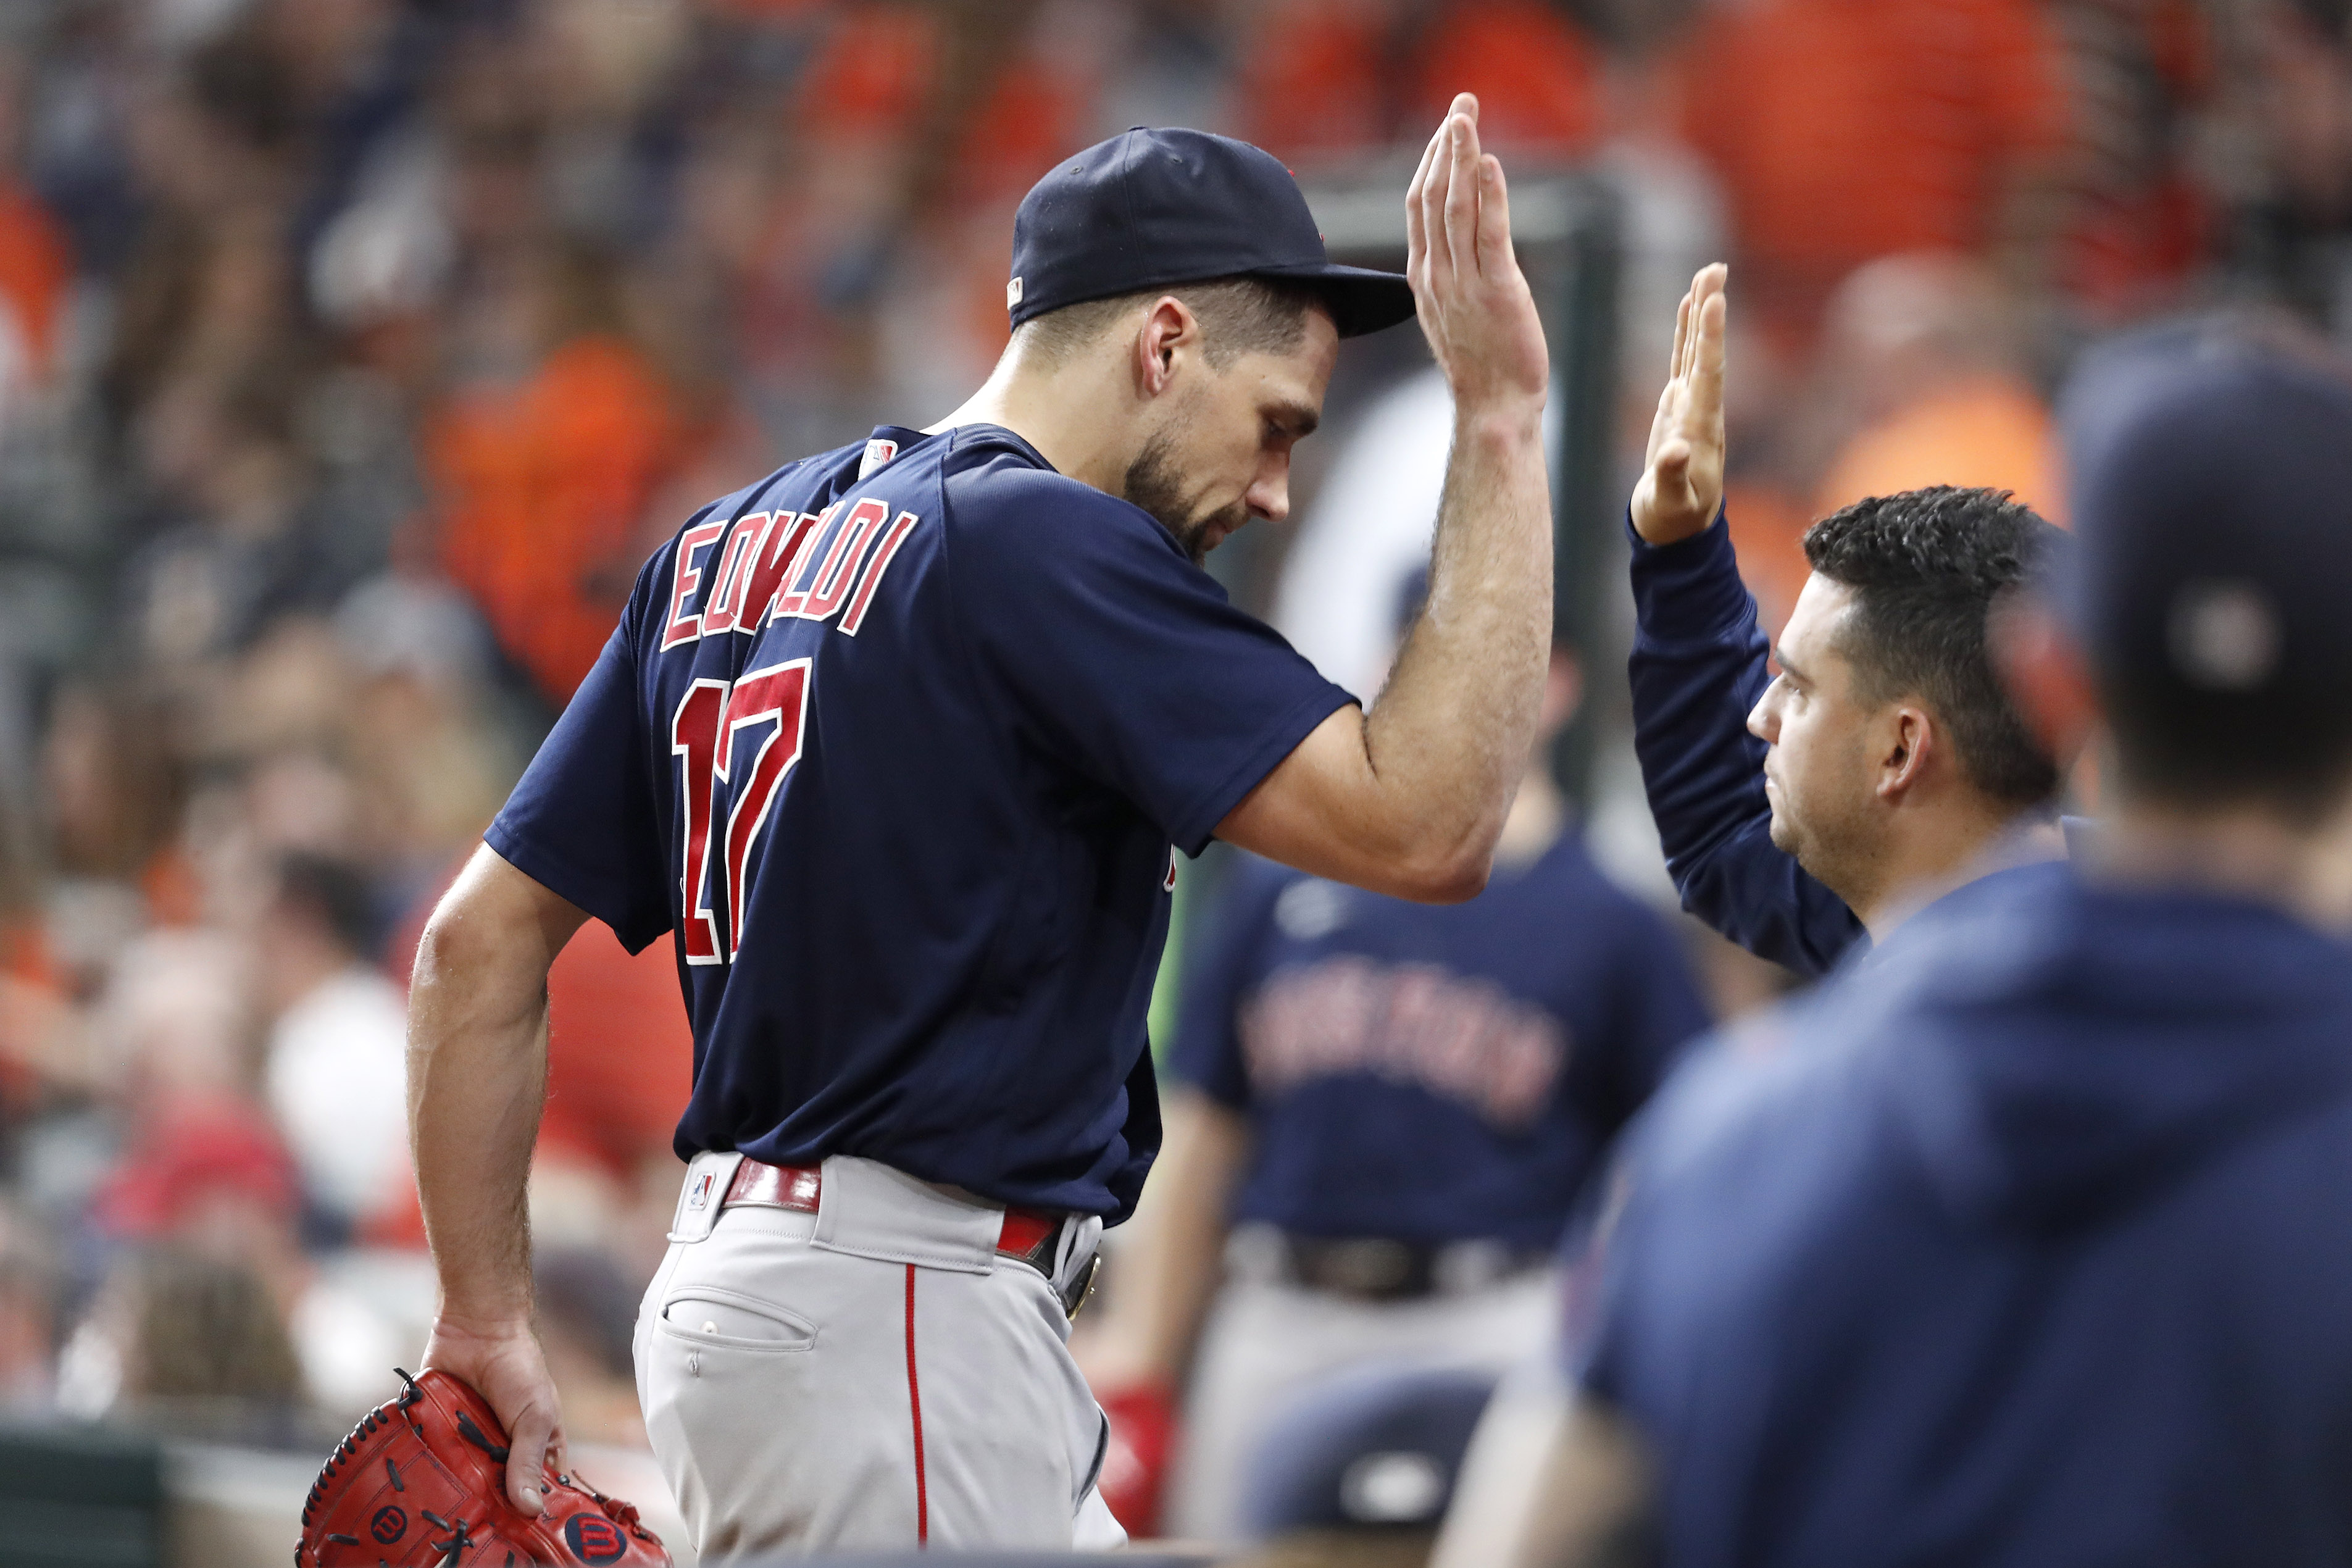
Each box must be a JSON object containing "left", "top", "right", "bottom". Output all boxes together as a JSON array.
[
  {"left": 403, "top": 96, "right": 1554, "bottom": 1556},
  {"left": 1623, "top": 267, "right": 2069, "bottom": 975},
  {"left": 1081, "top": 599, "right": 1711, "bottom": 1544},
  {"left": 1501, "top": 331, "right": 2352, "bottom": 1568}
]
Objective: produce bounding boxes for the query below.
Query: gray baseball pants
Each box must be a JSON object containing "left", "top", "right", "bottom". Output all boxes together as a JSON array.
[{"left": 635, "top": 1151, "right": 1127, "bottom": 1556}]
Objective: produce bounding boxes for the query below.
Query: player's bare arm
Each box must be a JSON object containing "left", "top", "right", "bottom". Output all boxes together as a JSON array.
[
  {"left": 406, "top": 844, "right": 588, "bottom": 1517},
  {"left": 1630, "top": 262, "right": 1729, "bottom": 548},
  {"left": 1219, "top": 95, "right": 1554, "bottom": 903}
]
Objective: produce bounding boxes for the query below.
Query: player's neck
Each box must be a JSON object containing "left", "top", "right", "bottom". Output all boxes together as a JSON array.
[
  {"left": 1848, "top": 804, "right": 2066, "bottom": 943},
  {"left": 2090, "top": 796, "right": 2352, "bottom": 931},
  {"left": 927, "top": 352, "right": 1135, "bottom": 497}
]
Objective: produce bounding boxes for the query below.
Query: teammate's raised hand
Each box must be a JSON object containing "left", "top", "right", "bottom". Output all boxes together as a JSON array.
[
  {"left": 1406, "top": 94, "right": 1549, "bottom": 417},
  {"left": 1631, "top": 264, "right": 1729, "bottom": 546}
]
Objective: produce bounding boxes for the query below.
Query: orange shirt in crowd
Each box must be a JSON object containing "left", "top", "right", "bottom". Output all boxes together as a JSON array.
[
  {"left": 0, "top": 180, "right": 72, "bottom": 378},
  {"left": 1723, "top": 479, "right": 1816, "bottom": 642},
  {"left": 1240, "top": 0, "right": 1601, "bottom": 164},
  {"left": 1812, "top": 374, "right": 2062, "bottom": 524},
  {"left": 428, "top": 335, "right": 678, "bottom": 705},
  {"left": 1673, "top": 0, "right": 2072, "bottom": 346}
]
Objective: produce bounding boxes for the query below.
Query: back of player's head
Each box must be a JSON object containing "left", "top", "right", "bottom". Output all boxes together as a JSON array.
[
  {"left": 2061, "top": 328, "right": 2352, "bottom": 821},
  {"left": 1802, "top": 486, "right": 2063, "bottom": 810}
]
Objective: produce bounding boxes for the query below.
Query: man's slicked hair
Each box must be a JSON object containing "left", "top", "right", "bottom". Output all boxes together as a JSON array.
[
  {"left": 1803, "top": 486, "right": 2063, "bottom": 809},
  {"left": 1015, "top": 274, "right": 1324, "bottom": 370}
]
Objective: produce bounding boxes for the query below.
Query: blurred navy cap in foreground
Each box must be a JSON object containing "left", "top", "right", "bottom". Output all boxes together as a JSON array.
[
  {"left": 1236, "top": 1364, "right": 1497, "bottom": 1540},
  {"left": 2058, "top": 323, "right": 2352, "bottom": 799}
]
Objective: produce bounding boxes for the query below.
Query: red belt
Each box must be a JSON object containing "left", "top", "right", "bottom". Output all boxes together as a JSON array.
[{"left": 722, "top": 1158, "right": 1064, "bottom": 1273}]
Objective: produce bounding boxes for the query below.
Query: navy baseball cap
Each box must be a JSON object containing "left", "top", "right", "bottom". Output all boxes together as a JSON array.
[
  {"left": 1236, "top": 1365, "right": 1496, "bottom": 1538},
  {"left": 1007, "top": 127, "right": 1417, "bottom": 340},
  {"left": 2058, "top": 324, "right": 2352, "bottom": 772}
]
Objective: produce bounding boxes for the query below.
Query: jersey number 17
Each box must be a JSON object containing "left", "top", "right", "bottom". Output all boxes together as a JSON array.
[{"left": 670, "top": 659, "right": 811, "bottom": 965}]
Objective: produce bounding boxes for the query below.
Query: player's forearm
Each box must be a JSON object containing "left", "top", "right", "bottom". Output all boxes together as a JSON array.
[
  {"left": 407, "top": 851, "right": 582, "bottom": 1329},
  {"left": 1364, "top": 403, "right": 1553, "bottom": 885},
  {"left": 1091, "top": 1094, "right": 1248, "bottom": 1385}
]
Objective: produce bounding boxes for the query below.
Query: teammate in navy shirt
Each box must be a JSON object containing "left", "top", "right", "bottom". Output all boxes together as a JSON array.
[
  {"left": 1082, "top": 628, "right": 1709, "bottom": 1540},
  {"left": 1500, "top": 335, "right": 2352, "bottom": 1568},
  {"left": 1622, "top": 267, "right": 2064, "bottom": 977},
  {"left": 405, "top": 103, "right": 1558, "bottom": 1553}
]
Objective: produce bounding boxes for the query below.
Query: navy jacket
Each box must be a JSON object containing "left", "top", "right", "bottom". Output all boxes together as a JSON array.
[
  {"left": 1627, "top": 511, "right": 1866, "bottom": 975},
  {"left": 1580, "top": 861, "right": 2352, "bottom": 1567}
]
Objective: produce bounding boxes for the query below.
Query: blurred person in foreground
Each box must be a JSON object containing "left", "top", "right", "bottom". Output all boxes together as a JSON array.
[
  {"left": 1622, "top": 265, "right": 2065, "bottom": 978},
  {"left": 1083, "top": 596, "right": 1708, "bottom": 1543},
  {"left": 1493, "top": 333, "right": 2352, "bottom": 1567}
]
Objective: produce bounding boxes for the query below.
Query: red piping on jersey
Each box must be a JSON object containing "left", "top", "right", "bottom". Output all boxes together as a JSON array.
[{"left": 906, "top": 1264, "right": 928, "bottom": 1544}]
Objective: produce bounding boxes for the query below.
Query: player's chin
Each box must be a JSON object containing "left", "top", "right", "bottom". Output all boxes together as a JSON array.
[{"left": 1189, "top": 511, "right": 1249, "bottom": 563}]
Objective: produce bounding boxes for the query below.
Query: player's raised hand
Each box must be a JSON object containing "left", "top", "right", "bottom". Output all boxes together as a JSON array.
[
  {"left": 1631, "top": 263, "right": 1729, "bottom": 546},
  {"left": 1406, "top": 93, "right": 1549, "bottom": 418}
]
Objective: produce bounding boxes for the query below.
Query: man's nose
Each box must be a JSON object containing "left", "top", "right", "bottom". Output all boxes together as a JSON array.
[
  {"left": 1248, "top": 459, "right": 1291, "bottom": 523},
  {"left": 1746, "top": 690, "right": 1777, "bottom": 743}
]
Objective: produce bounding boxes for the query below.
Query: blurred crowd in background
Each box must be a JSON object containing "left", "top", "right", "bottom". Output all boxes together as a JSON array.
[{"left": 0, "top": 0, "right": 2345, "bottom": 1512}]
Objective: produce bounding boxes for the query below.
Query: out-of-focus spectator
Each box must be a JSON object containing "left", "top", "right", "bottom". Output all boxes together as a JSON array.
[
  {"left": 1236, "top": 0, "right": 1604, "bottom": 167},
  {"left": 2051, "top": 0, "right": 2219, "bottom": 322},
  {"left": 56, "top": 1245, "right": 307, "bottom": 1441},
  {"left": 256, "top": 853, "right": 409, "bottom": 1236},
  {"left": 0, "top": 48, "right": 74, "bottom": 399},
  {"left": 39, "top": 682, "right": 192, "bottom": 928},
  {"left": 425, "top": 241, "right": 681, "bottom": 704},
  {"left": 1806, "top": 251, "right": 2062, "bottom": 520},
  {"left": 1668, "top": 0, "right": 2073, "bottom": 349},
  {"left": 540, "top": 920, "right": 694, "bottom": 1192},
  {"left": 535, "top": 1244, "right": 650, "bottom": 1449},
  {"left": 0, "top": 1200, "right": 61, "bottom": 1409}
]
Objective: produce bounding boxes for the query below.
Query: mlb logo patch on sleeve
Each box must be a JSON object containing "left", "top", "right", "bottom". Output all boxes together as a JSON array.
[{"left": 860, "top": 438, "right": 899, "bottom": 479}]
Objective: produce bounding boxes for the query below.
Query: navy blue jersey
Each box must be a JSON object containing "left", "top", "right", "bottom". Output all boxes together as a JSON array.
[
  {"left": 488, "top": 425, "right": 1353, "bottom": 1221},
  {"left": 1577, "top": 861, "right": 2352, "bottom": 1567},
  {"left": 1169, "top": 839, "right": 1711, "bottom": 1249},
  {"left": 1627, "top": 509, "right": 1866, "bottom": 976}
]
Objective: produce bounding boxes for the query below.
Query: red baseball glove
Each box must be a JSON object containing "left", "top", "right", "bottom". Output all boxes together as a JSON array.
[{"left": 298, "top": 1367, "right": 671, "bottom": 1566}]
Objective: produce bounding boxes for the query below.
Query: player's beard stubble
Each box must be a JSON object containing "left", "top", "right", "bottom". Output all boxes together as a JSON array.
[{"left": 1124, "top": 427, "right": 1250, "bottom": 568}]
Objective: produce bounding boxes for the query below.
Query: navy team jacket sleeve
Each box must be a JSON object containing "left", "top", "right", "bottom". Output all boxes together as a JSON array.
[
  {"left": 484, "top": 552, "right": 676, "bottom": 954},
  {"left": 951, "top": 457, "right": 1356, "bottom": 856},
  {"left": 1627, "top": 508, "right": 1866, "bottom": 977}
]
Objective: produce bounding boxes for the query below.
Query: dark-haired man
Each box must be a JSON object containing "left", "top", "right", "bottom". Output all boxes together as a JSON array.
[
  {"left": 1504, "top": 324, "right": 2352, "bottom": 1568},
  {"left": 405, "top": 102, "right": 1554, "bottom": 1555},
  {"left": 1624, "top": 265, "right": 2064, "bottom": 973}
]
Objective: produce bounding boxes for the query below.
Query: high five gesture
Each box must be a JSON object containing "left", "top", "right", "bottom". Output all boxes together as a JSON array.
[
  {"left": 1407, "top": 93, "right": 1551, "bottom": 415},
  {"left": 1632, "top": 264, "right": 1729, "bottom": 545}
]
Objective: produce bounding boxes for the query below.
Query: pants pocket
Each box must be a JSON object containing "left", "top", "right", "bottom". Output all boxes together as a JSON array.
[{"left": 654, "top": 1284, "right": 818, "bottom": 1352}]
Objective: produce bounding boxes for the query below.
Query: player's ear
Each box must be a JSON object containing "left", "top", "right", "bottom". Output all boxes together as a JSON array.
[
  {"left": 1878, "top": 704, "right": 1933, "bottom": 801},
  {"left": 1135, "top": 295, "right": 1198, "bottom": 396}
]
